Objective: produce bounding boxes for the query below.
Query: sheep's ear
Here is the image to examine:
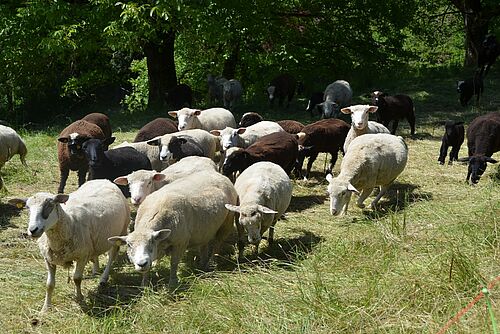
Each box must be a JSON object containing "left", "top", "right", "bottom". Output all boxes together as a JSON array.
[
  {"left": 367, "top": 106, "right": 378, "bottom": 113},
  {"left": 347, "top": 183, "right": 360, "bottom": 194},
  {"left": 486, "top": 157, "right": 498, "bottom": 164},
  {"left": 236, "top": 128, "right": 246, "bottom": 134},
  {"left": 296, "top": 132, "right": 306, "bottom": 141},
  {"left": 178, "top": 137, "right": 188, "bottom": 144},
  {"left": 257, "top": 205, "right": 278, "bottom": 214},
  {"left": 108, "top": 236, "right": 127, "bottom": 246},
  {"left": 53, "top": 194, "right": 69, "bottom": 204},
  {"left": 57, "top": 137, "right": 69, "bottom": 143},
  {"left": 152, "top": 229, "right": 171, "bottom": 242},
  {"left": 153, "top": 173, "right": 166, "bottom": 182},
  {"left": 194, "top": 109, "right": 202, "bottom": 116},
  {"left": 104, "top": 136, "right": 116, "bottom": 146},
  {"left": 210, "top": 130, "right": 221, "bottom": 136},
  {"left": 168, "top": 111, "right": 178, "bottom": 118},
  {"left": 113, "top": 176, "right": 129, "bottom": 186},
  {"left": 8, "top": 198, "right": 27, "bottom": 209},
  {"left": 326, "top": 174, "right": 333, "bottom": 183},
  {"left": 147, "top": 138, "right": 160, "bottom": 146},
  {"left": 225, "top": 204, "right": 241, "bottom": 213},
  {"left": 340, "top": 107, "right": 352, "bottom": 115}
]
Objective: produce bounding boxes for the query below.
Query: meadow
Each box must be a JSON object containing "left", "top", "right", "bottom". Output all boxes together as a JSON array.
[{"left": 0, "top": 68, "right": 499, "bottom": 333}]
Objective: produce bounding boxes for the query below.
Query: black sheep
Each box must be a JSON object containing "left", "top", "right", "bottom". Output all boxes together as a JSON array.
[
  {"left": 371, "top": 91, "right": 416, "bottom": 135},
  {"left": 478, "top": 34, "right": 500, "bottom": 77},
  {"left": 267, "top": 74, "right": 297, "bottom": 108},
  {"left": 305, "top": 91, "right": 324, "bottom": 117},
  {"left": 456, "top": 71, "right": 483, "bottom": 107},
  {"left": 166, "top": 83, "right": 193, "bottom": 109},
  {"left": 167, "top": 136, "right": 206, "bottom": 161},
  {"left": 238, "top": 112, "right": 264, "bottom": 127},
  {"left": 438, "top": 120, "right": 464, "bottom": 165}
]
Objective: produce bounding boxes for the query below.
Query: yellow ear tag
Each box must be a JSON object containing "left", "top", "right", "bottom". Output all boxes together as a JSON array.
[{"left": 16, "top": 203, "right": 24, "bottom": 209}]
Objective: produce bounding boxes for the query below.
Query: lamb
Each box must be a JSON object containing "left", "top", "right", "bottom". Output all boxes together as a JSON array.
[
  {"left": 0, "top": 125, "right": 28, "bottom": 190},
  {"left": 317, "top": 80, "right": 353, "bottom": 119},
  {"left": 82, "top": 138, "right": 152, "bottom": 197},
  {"left": 341, "top": 105, "right": 390, "bottom": 153},
  {"left": 166, "top": 83, "right": 193, "bottom": 109},
  {"left": 305, "top": 91, "right": 324, "bottom": 117},
  {"left": 207, "top": 74, "right": 228, "bottom": 105},
  {"left": 114, "top": 156, "right": 217, "bottom": 205},
  {"left": 113, "top": 140, "right": 167, "bottom": 171},
  {"left": 238, "top": 112, "right": 264, "bottom": 127},
  {"left": 277, "top": 120, "right": 304, "bottom": 134},
  {"left": 57, "top": 120, "right": 107, "bottom": 194},
  {"left": 225, "top": 161, "right": 292, "bottom": 258},
  {"left": 438, "top": 120, "right": 465, "bottom": 165},
  {"left": 210, "top": 121, "right": 284, "bottom": 150},
  {"left": 370, "top": 91, "right": 416, "bottom": 135},
  {"left": 8, "top": 179, "right": 130, "bottom": 312},
  {"left": 133, "top": 118, "right": 178, "bottom": 142},
  {"left": 146, "top": 129, "right": 220, "bottom": 164},
  {"left": 478, "top": 34, "right": 500, "bottom": 77},
  {"left": 222, "top": 79, "right": 243, "bottom": 110},
  {"left": 456, "top": 72, "right": 484, "bottom": 107},
  {"left": 168, "top": 107, "right": 236, "bottom": 132},
  {"left": 459, "top": 112, "right": 500, "bottom": 184},
  {"left": 108, "top": 170, "right": 238, "bottom": 287},
  {"left": 167, "top": 135, "right": 206, "bottom": 161},
  {"left": 81, "top": 113, "right": 112, "bottom": 140},
  {"left": 267, "top": 73, "right": 297, "bottom": 108},
  {"left": 222, "top": 131, "right": 299, "bottom": 177},
  {"left": 326, "top": 133, "right": 408, "bottom": 215},
  {"left": 296, "top": 118, "right": 350, "bottom": 179}
]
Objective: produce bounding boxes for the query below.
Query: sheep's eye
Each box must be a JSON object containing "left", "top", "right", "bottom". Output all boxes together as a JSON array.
[{"left": 250, "top": 211, "right": 257, "bottom": 217}]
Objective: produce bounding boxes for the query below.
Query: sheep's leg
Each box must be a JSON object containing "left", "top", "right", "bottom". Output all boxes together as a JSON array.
[
  {"left": 328, "top": 151, "right": 339, "bottom": 174},
  {"left": 168, "top": 246, "right": 186, "bottom": 288},
  {"left": 449, "top": 145, "right": 459, "bottom": 164},
  {"left": 41, "top": 260, "right": 56, "bottom": 313},
  {"left": 408, "top": 115, "right": 416, "bottom": 135},
  {"left": 305, "top": 152, "right": 318, "bottom": 178},
  {"left": 356, "top": 188, "right": 373, "bottom": 208},
  {"left": 371, "top": 185, "right": 389, "bottom": 209},
  {"left": 100, "top": 246, "right": 118, "bottom": 285},
  {"left": 268, "top": 219, "right": 278, "bottom": 244},
  {"left": 438, "top": 142, "right": 448, "bottom": 165},
  {"left": 198, "top": 244, "right": 210, "bottom": 272},
  {"left": 78, "top": 167, "right": 88, "bottom": 187},
  {"left": 73, "top": 260, "right": 86, "bottom": 302},
  {"left": 91, "top": 256, "right": 99, "bottom": 276},
  {"left": 391, "top": 120, "right": 399, "bottom": 135},
  {"left": 58, "top": 168, "right": 69, "bottom": 194},
  {"left": 236, "top": 218, "right": 246, "bottom": 260}
]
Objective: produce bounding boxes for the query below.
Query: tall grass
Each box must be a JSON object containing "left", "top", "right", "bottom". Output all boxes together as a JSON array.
[{"left": 0, "top": 67, "right": 499, "bottom": 333}]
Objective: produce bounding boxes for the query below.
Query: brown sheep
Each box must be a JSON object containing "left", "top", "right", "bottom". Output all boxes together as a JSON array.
[
  {"left": 277, "top": 120, "right": 304, "bottom": 134},
  {"left": 81, "top": 113, "right": 112, "bottom": 140},
  {"left": 133, "top": 118, "right": 178, "bottom": 143}
]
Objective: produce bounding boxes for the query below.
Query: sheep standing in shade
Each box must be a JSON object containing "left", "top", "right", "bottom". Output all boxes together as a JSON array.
[
  {"left": 341, "top": 105, "right": 390, "bottom": 153},
  {"left": 109, "top": 170, "right": 237, "bottom": 287},
  {"left": 166, "top": 83, "right": 192, "bottom": 109},
  {"left": 207, "top": 75, "right": 228, "bottom": 105},
  {"left": 456, "top": 72, "right": 484, "bottom": 107},
  {"left": 370, "top": 91, "right": 416, "bottom": 135},
  {"left": 267, "top": 74, "right": 297, "bottom": 108},
  {"left": 168, "top": 107, "right": 236, "bottom": 132},
  {"left": 222, "top": 79, "right": 243, "bottom": 110},
  {"left": 438, "top": 120, "right": 464, "bottom": 165},
  {"left": 317, "top": 80, "right": 353, "bottom": 119},
  {"left": 0, "top": 124, "right": 28, "bottom": 189},
  {"left": 9, "top": 179, "right": 130, "bottom": 312},
  {"left": 225, "top": 161, "right": 292, "bottom": 258},
  {"left": 326, "top": 133, "right": 408, "bottom": 216}
]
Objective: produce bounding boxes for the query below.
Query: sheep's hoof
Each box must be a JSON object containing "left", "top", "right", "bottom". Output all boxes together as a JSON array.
[
  {"left": 438, "top": 161, "right": 444, "bottom": 165},
  {"left": 448, "top": 161, "right": 453, "bottom": 166}
]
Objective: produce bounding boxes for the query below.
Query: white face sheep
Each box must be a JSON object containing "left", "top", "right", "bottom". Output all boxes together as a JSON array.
[
  {"left": 168, "top": 107, "right": 236, "bottom": 132},
  {"left": 210, "top": 121, "right": 284, "bottom": 151},
  {"left": 9, "top": 179, "right": 130, "bottom": 312},
  {"left": 326, "top": 133, "right": 408, "bottom": 216}
]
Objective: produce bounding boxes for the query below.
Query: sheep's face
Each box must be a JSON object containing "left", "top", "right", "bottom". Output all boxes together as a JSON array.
[
  {"left": 115, "top": 170, "right": 166, "bottom": 206},
  {"left": 222, "top": 148, "right": 245, "bottom": 176},
  {"left": 226, "top": 204, "right": 278, "bottom": 245},
  {"left": 25, "top": 193, "right": 67, "bottom": 238},
  {"left": 58, "top": 133, "right": 87, "bottom": 158},
  {"left": 121, "top": 229, "right": 171, "bottom": 273},
  {"left": 172, "top": 108, "right": 201, "bottom": 131},
  {"left": 347, "top": 105, "right": 378, "bottom": 131},
  {"left": 267, "top": 85, "right": 276, "bottom": 102},
  {"left": 318, "top": 101, "right": 339, "bottom": 119},
  {"left": 158, "top": 141, "right": 174, "bottom": 163},
  {"left": 468, "top": 155, "right": 498, "bottom": 184},
  {"left": 326, "top": 175, "right": 355, "bottom": 216},
  {"left": 218, "top": 127, "right": 245, "bottom": 150},
  {"left": 82, "top": 138, "right": 106, "bottom": 168}
]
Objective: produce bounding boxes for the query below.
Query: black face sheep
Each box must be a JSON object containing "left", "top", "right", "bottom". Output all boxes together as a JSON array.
[
  {"left": 133, "top": 118, "right": 178, "bottom": 143},
  {"left": 267, "top": 73, "right": 297, "bottom": 108},
  {"left": 438, "top": 120, "right": 464, "bottom": 165},
  {"left": 222, "top": 131, "right": 298, "bottom": 176},
  {"left": 57, "top": 120, "right": 107, "bottom": 194},
  {"left": 456, "top": 72, "right": 484, "bottom": 107},
  {"left": 305, "top": 91, "right": 324, "bottom": 117},
  {"left": 295, "top": 118, "right": 350, "bottom": 179},
  {"left": 166, "top": 83, "right": 193, "bottom": 109},
  {"left": 82, "top": 138, "right": 152, "bottom": 197},
  {"left": 167, "top": 135, "right": 206, "bottom": 162},
  {"left": 81, "top": 113, "right": 112, "bottom": 140},
  {"left": 276, "top": 120, "right": 305, "bottom": 135},
  {"left": 238, "top": 112, "right": 264, "bottom": 127},
  {"left": 459, "top": 112, "right": 500, "bottom": 184},
  {"left": 371, "top": 91, "right": 416, "bottom": 135},
  {"left": 317, "top": 80, "right": 353, "bottom": 119},
  {"left": 478, "top": 34, "right": 500, "bottom": 77}
]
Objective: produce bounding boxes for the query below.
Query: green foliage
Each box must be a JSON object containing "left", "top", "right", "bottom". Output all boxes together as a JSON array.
[{"left": 122, "top": 58, "right": 149, "bottom": 113}]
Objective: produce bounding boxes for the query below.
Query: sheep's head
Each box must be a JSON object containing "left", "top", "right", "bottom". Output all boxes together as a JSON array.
[
  {"left": 211, "top": 127, "right": 245, "bottom": 150},
  {"left": 266, "top": 85, "right": 276, "bottom": 102},
  {"left": 239, "top": 112, "right": 263, "bottom": 127},
  {"left": 326, "top": 174, "right": 359, "bottom": 216},
  {"left": 114, "top": 170, "right": 166, "bottom": 206},
  {"left": 371, "top": 91, "right": 387, "bottom": 106},
  {"left": 168, "top": 108, "right": 201, "bottom": 131},
  {"left": 341, "top": 105, "right": 378, "bottom": 131},
  {"left": 225, "top": 204, "right": 277, "bottom": 245},
  {"left": 82, "top": 138, "right": 113, "bottom": 168},
  {"left": 462, "top": 155, "right": 498, "bottom": 184},
  {"left": 58, "top": 133, "right": 89, "bottom": 158},
  {"left": 222, "top": 147, "right": 247, "bottom": 176}
]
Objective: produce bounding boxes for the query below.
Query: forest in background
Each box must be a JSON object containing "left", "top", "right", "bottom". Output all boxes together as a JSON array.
[{"left": 0, "top": 0, "right": 498, "bottom": 123}]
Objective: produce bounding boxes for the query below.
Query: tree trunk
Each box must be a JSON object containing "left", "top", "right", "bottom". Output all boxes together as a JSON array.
[
  {"left": 222, "top": 40, "right": 240, "bottom": 80},
  {"left": 143, "top": 30, "right": 177, "bottom": 112}
]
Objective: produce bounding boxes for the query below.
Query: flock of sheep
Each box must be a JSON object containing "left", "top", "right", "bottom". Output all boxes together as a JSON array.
[{"left": 0, "top": 72, "right": 499, "bottom": 313}]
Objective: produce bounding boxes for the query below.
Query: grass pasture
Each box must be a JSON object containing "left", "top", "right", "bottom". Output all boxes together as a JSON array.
[{"left": 0, "top": 69, "right": 500, "bottom": 333}]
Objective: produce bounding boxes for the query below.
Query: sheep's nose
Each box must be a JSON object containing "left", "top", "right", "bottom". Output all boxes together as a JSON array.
[
  {"left": 131, "top": 196, "right": 142, "bottom": 205},
  {"left": 137, "top": 259, "right": 148, "bottom": 268},
  {"left": 29, "top": 227, "right": 39, "bottom": 235},
  {"left": 330, "top": 209, "right": 338, "bottom": 216}
]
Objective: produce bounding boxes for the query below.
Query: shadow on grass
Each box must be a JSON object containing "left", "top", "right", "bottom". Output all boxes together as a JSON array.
[
  {"left": 0, "top": 203, "right": 21, "bottom": 228},
  {"left": 288, "top": 193, "right": 327, "bottom": 212}
]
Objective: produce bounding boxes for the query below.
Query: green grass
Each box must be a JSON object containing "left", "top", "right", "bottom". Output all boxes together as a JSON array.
[{"left": 0, "top": 67, "right": 499, "bottom": 333}]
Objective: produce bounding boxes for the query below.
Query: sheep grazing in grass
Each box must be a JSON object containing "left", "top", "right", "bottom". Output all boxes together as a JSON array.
[
  {"left": 210, "top": 121, "right": 284, "bottom": 151},
  {"left": 238, "top": 112, "right": 264, "bottom": 127},
  {"left": 83, "top": 138, "right": 152, "bottom": 197},
  {"left": 267, "top": 73, "right": 297, "bottom": 108},
  {"left": 109, "top": 170, "right": 238, "bottom": 287},
  {"left": 225, "top": 161, "right": 292, "bottom": 258},
  {"left": 133, "top": 118, "right": 178, "bottom": 143},
  {"left": 0, "top": 124, "right": 28, "bottom": 189},
  {"left": 438, "top": 120, "right": 464, "bottom": 165},
  {"left": 458, "top": 112, "right": 500, "bottom": 184},
  {"left": 9, "top": 179, "right": 130, "bottom": 312},
  {"left": 168, "top": 107, "right": 236, "bottom": 132},
  {"left": 114, "top": 156, "right": 217, "bottom": 206},
  {"left": 370, "top": 91, "right": 416, "bottom": 135},
  {"left": 317, "top": 80, "right": 353, "bottom": 119},
  {"left": 341, "top": 105, "right": 390, "bottom": 153},
  {"left": 166, "top": 83, "right": 193, "bottom": 109},
  {"left": 456, "top": 72, "right": 484, "bottom": 107},
  {"left": 222, "top": 79, "right": 243, "bottom": 110},
  {"left": 57, "top": 120, "right": 107, "bottom": 194},
  {"left": 326, "top": 133, "right": 408, "bottom": 216}
]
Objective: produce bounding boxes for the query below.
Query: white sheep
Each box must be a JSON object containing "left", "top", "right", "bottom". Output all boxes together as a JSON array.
[
  {"left": 168, "top": 107, "right": 236, "bottom": 132},
  {"left": 210, "top": 120, "right": 284, "bottom": 150},
  {"left": 109, "top": 170, "right": 238, "bottom": 287},
  {"left": 114, "top": 156, "right": 217, "bottom": 205},
  {"left": 317, "top": 80, "right": 353, "bottom": 118},
  {"left": 9, "top": 179, "right": 130, "bottom": 312},
  {"left": 326, "top": 133, "right": 408, "bottom": 216},
  {"left": 113, "top": 140, "right": 168, "bottom": 171},
  {"left": 341, "top": 104, "right": 390, "bottom": 153},
  {"left": 0, "top": 125, "right": 28, "bottom": 189},
  {"left": 225, "top": 161, "right": 292, "bottom": 258},
  {"left": 222, "top": 79, "right": 243, "bottom": 110},
  {"left": 146, "top": 129, "right": 220, "bottom": 164}
]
